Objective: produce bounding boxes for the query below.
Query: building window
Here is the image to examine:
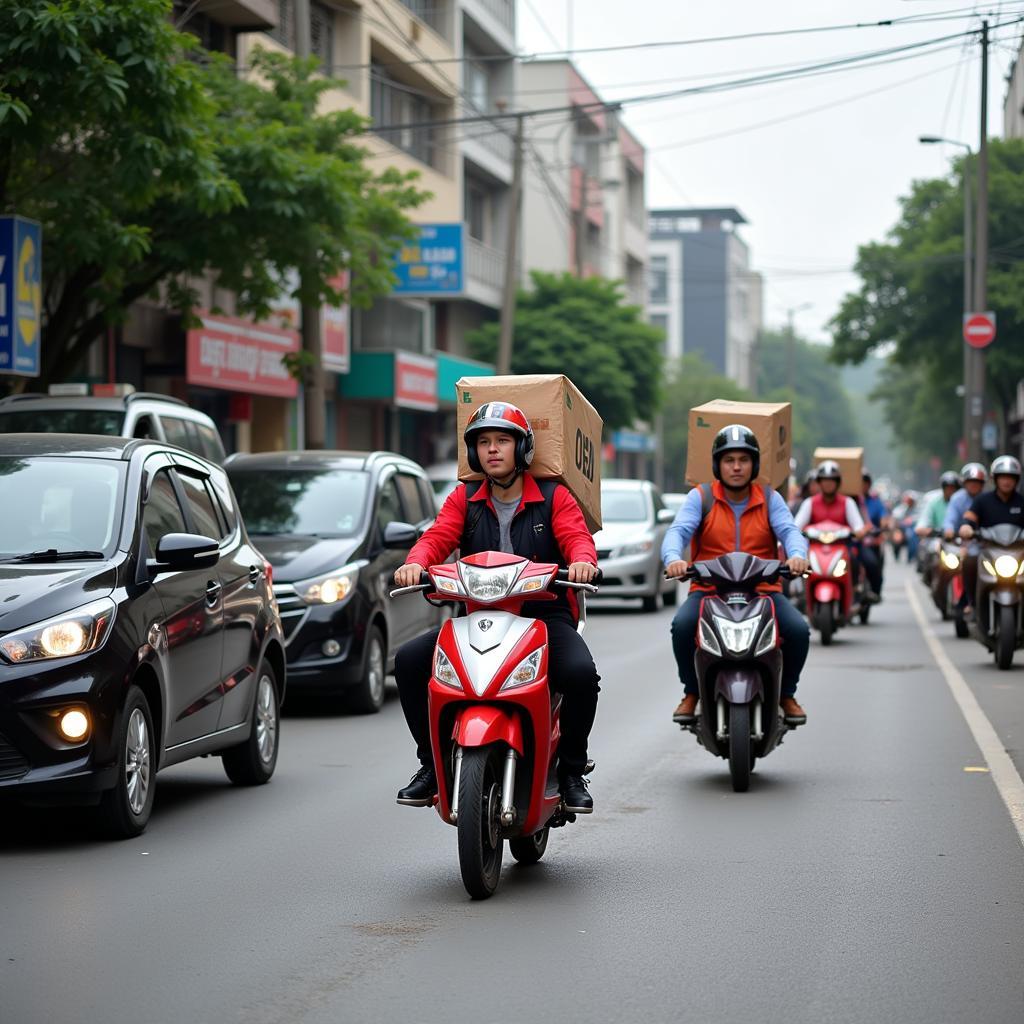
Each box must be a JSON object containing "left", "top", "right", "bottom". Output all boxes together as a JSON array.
[
  {"left": 371, "top": 61, "right": 444, "bottom": 171},
  {"left": 650, "top": 313, "right": 669, "bottom": 355},
  {"left": 399, "top": 0, "right": 450, "bottom": 38},
  {"left": 465, "top": 183, "right": 488, "bottom": 242},
  {"left": 269, "top": 0, "right": 334, "bottom": 69},
  {"left": 355, "top": 299, "right": 432, "bottom": 354},
  {"left": 649, "top": 255, "right": 669, "bottom": 304}
]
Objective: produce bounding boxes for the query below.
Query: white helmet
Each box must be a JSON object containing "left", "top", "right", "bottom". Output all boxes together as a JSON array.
[
  {"left": 990, "top": 455, "right": 1022, "bottom": 479},
  {"left": 960, "top": 462, "right": 987, "bottom": 483}
]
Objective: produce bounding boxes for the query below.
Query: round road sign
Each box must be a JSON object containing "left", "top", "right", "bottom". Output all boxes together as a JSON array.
[{"left": 963, "top": 312, "right": 996, "bottom": 348}]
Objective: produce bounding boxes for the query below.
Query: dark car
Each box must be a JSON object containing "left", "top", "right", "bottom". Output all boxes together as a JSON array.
[
  {"left": 0, "top": 435, "right": 285, "bottom": 838},
  {"left": 226, "top": 450, "right": 443, "bottom": 713}
]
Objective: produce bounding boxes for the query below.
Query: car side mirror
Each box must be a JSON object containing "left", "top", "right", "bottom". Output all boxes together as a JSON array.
[
  {"left": 383, "top": 521, "right": 418, "bottom": 550},
  {"left": 150, "top": 533, "right": 219, "bottom": 573},
  {"left": 657, "top": 508, "right": 676, "bottom": 524}
]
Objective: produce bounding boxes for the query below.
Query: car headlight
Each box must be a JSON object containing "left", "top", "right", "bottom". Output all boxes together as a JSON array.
[
  {"left": 712, "top": 615, "right": 759, "bottom": 655},
  {"left": 499, "top": 649, "right": 543, "bottom": 692},
  {"left": 0, "top": 598, "right": 116, "bottom": 664},
  {"left": 458, "top": 562, "right": 520, "bottom": 602},
  {"left": 617, "top": 537, "right": 654, "bottom": 557},
  {"left": 754, "top": 619, "right": 778, "bottom": 656},
  {"left": 994, "top": 555, "right": 1020, "bottom": 579},
  {"left": 940, "top": 550, "right": 961, "bottom": 571},
  {"left": 830, "top": 557, "right": 848, "bottom": 579},
  {"left": 433, "top": 647, "right": 462, "bottom": 690},
  {"left": 294, "top": 563, "right": 363, "bottom": 605}
]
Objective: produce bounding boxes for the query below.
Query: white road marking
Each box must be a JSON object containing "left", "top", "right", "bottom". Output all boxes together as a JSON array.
[{"left": 906, "top": 580, "right": 1024, "bottom": 849}]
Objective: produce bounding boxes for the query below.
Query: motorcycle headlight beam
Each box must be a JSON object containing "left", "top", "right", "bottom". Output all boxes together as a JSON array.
[
  {"left": 994, "top": 555, "right": 1020, "bottom": 579},
  {"left": 712, "top": 615, "right": 759, "bottom": 655}
]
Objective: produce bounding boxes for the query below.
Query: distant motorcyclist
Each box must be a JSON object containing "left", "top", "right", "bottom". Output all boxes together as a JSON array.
[
  {"left": 916, "top": 471, "right": 960, "bottom": 537},
  {"left": 943, "top": 462, "right": 987, "bottom": 539},
  {"left": 859, "top": 471, "right": 889, "bottom": 601},
  {"left": 959, "top": 455, "right": 1024, "bottom": 615},
  {"left": 663, "top": 424, "right": 810, "bottom": 725}
]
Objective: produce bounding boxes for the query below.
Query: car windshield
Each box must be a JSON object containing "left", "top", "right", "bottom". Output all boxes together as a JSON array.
[
  {"left": 0, "top": 456, "right": 124, "bottom": 558},
  {"left": 601, "top": 489, "right": 649, "bottom": 523},
  {"left": 229, "top": 468, "right": 370, "bottom": 537},
  {"left": 0, "top": 408, "right": 124, "bottom": 435}
]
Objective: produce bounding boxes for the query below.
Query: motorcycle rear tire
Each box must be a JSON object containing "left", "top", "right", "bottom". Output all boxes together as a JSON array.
[
  {"left": 509, "top": 827, "right": 550, "bottom": 865},
  {"left": 457, "top": 746, "right": 504, "bottom": 900},
  {"left": 728, "top": 704, "right": 752, "bottom": 793},
  {"left": 996, "top": 605, "right": 1017, "bottom": 671}
]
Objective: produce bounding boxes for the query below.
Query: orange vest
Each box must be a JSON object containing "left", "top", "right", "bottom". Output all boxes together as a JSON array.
[{"left": 691, "top": 482, "right": 780, "bottom": 593}]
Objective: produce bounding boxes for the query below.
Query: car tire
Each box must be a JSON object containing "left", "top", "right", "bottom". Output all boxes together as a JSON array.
[
  {"left": 663, "top": 585, "right": 678, "bottom": 607},
  {"left": 222, "top": 663, "right": 280, "bottom": 785},
  {"left": 641, "top": 592, "right": 660, "bottom": 613},
  {"left": 347, "top": 624, "right": 387, "bottom": 714},
  {"left": 97, "top": 685, "right": 156, "bottom": 839}
]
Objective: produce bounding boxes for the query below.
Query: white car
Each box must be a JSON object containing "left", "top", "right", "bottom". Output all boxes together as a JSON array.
[{"left": 593, "top": 479, "right": 677, "bottom": 612}]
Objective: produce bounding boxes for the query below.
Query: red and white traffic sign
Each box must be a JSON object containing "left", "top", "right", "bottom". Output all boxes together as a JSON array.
[{"left": 963, "top": 311, "right": 996, "bottom": 348}]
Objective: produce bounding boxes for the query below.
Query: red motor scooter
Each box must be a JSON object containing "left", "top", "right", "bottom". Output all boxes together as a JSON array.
[
  {"left": 391, "top": 551, "right": 599, "bottom": 900},
  {"left": 804, "top": 520, "right": 860, "bottom": 644}
]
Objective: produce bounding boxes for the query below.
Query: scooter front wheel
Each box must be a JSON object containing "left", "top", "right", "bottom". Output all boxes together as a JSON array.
[
  {"left": 456, "top": 746, "right": 504, "bottom": 899},
  {"left": 817, "top": 603, "right": 835, "bottom": 645},
  {"left": 728, "top": 704, "right": 752, "bottom": 793},
  {"left": 509, "top": 827, "right": 550, "bottom": 865},
  {"left": 995, "top": 605, "right": 1017, "bottom": 671}
]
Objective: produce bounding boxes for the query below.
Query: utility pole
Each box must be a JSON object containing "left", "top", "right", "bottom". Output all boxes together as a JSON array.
[
  {"left": 784, "top": 302, "right": 811, "bottom": 393},
  {"left": 497, "top": 112, "right": 524, "bottom": 375},
  {"left": 968, "top": 19, "right": 989, "bottom": 464},
  {"left": 295, "top": 0, "right": 326, "bottom": 449}
]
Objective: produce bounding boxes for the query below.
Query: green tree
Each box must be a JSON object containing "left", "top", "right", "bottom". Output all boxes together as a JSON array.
[
  {"left": 660, "top": 353, "right": 751, "bottom": 490},
  {"left": 0, "top": 1, "right": 425, "bottom": 388},
  {"left": 830, "top": 138, "right": 1024, "bottom": 462},
  {"left": 756, "top": 329, "right": 860, "bottom": 470},
  {"left": 466, "top": 272, "right": 664, "bottom": 431}
]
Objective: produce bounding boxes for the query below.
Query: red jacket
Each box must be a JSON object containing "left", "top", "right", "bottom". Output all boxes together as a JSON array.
[{"left": 409, "top": 474, "right": 597, "bottom": 569}]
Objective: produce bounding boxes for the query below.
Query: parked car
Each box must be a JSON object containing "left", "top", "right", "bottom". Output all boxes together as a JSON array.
[
  {"left": 662, "top": 491, "right": 689, "bottom": 516},
  {"left": 0, "top": 434, "right": 285, "bottom": 837},
  {"left": 425, "top": 459, "right": 460, "bottom": 512},
  {"left": 226, "top": 450, "right": 444, "bottom": 712},
  {"left": 0, "top": 392, "right": 227, "bottom": 463},
  {"left": 592, "top": 478, "right": 677, "bottom": 612}
]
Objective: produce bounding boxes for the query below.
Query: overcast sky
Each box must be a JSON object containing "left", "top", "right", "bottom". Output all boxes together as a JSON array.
[{"left": 515, "top": 0, "right": 1022, "bottom": 342}]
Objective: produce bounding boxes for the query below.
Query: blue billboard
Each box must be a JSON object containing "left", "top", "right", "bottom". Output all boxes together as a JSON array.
[
  {"left": 393, "top": 223, "right": 464, "bottom": 295},
  {"left": 0, "top": 216, "right": 42, "bottom": 377}
]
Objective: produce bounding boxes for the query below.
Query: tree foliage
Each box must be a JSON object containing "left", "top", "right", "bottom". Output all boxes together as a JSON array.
[
  {"left": 466, "top": 271, "right": 664, "bottom": 432},
  {"left": 0, "top": 0, "right": 426, "bottom": 388},
  {"left": 830, "top": 138, "right": 1024, "bottom": 463}
]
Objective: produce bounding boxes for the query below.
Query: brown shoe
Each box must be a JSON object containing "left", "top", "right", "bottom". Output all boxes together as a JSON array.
[
  {"left": 672, "top": 694, "right": 699, "bottom": 723},
  {"left": 780, "top": 697, "right": 807, "bottom": 724}
]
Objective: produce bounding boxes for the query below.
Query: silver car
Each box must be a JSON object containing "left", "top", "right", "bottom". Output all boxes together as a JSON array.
[{"left": 593, "top": 479, "right": 677, "bottom": 612}]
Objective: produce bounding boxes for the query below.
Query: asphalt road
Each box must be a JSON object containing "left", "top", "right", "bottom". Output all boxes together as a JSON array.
[{"left": 3, "top": 561, "right": 1023, "bottom": 1024}]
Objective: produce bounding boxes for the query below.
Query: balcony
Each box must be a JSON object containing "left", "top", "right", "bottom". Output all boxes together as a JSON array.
[
  {"left": 398, "top": 0, "right": 453, "bottom": 41},
  {"left": 460, "top": 104, "right": 514, "bottom": 180},
  {"left": 193, "top": 0, "right": 277, "bottom": 29},
  {"left": 461, "top": 0, "right": 515, "bottom": 43},
  {"left": 465, "top": 235, "right": 506, "bottom": 309}
]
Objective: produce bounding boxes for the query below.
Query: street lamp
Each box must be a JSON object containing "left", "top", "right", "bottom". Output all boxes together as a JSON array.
[{"left": 919, "top": 134, "right": 973, "bottom": 461}]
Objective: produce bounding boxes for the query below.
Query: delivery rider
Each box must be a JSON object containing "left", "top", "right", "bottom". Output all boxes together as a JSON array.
[
  {"left": 392, "top": 402, "right": 601, "bottom": 813},
  {"left": 663, "top": 424, "right": 811, "bottom": 724}
]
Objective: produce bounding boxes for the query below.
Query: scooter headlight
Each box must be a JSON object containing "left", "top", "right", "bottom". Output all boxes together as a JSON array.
[
  {"left": 499, "top": 649, "right": 543, "bottom": 692},
  {"left": 994, "top": 555, "right": 1020, "bottom": 579},
  {"left": 433, "top": 647, "right": 462, "bottom": 690},
  {"left": 712, "top": 615, "right": 759, "bottom": 655},
  {"left": 940, "top": 550, "right": 961, "bottom": 571},
  {"left": 830, "top": 557, "right": 848, "bottom": 579},
  {"left": 697, "top": 617, "right": 721, "bottom": 656},
  {"left": 458, "top": 562, "right": 520, "bottom": 602},
  {"left": 754, "top": 619, "right": 778, "bottom": 656}
]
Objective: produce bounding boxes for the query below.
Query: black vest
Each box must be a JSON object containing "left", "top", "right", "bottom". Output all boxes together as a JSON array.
[{"left": 460, "top": 479, "right": 573, "bottom": 621}]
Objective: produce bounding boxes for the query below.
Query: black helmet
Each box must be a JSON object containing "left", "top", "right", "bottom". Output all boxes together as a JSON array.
[
  {"left": 940, "top": 470, "right": 960, "bottom": 489},
  {"left": 711, "top": 424, "right": 760, "bottom": 481},
  {"left": 816, "top": 460, "right": 841, "bottom": 483},
  {"left": 464, "top": 402, "right": 535, "bottom": 474}
]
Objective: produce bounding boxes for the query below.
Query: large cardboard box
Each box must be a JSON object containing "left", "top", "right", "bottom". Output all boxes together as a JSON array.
[
  {"left": 813, "top": 446, "right": 864, "bottom": 497},
  {"left": 686, "top": 400, "right": 792, "bottom": 489},
  {"left": 455, "top": 374, "right": 603, "bottom": 533}
]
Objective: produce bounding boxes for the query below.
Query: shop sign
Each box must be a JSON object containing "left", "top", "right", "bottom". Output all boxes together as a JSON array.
[
  {"left": 612, "top": 429, "right": 657, "bottom": 453},
  {"left": 392, "top": 224, "right": 464, "bottom": 295},
  {"left": 394, "top": 351, "right": 438, "bottom": 411},
  {"left": 186, "top": 311, "right": 299, "bottom": 398},
  {"left": 322, "top": 272, "right": 350, "bottom": 373},
  {"left": 0, "top": 216, "right": 42, "bottom": 377}
]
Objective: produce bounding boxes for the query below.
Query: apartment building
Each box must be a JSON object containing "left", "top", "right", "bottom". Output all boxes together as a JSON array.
[{"left": 647, "top": 207, "right": 762, "bottom": 391}]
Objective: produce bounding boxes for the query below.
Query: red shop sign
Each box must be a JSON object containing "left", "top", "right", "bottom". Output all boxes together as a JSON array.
[
  {"left": 186, "top": 311, "right": 299, "bottom": 399},
  {"left": 394, "top": 352, "right": 437, "bottom": 411},
  {"left": 322, "top": 272, "right": 350, "bottom": 374}
]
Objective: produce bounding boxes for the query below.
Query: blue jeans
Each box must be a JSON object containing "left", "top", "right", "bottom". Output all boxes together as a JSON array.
[{"left": 670, "top": 592, "right": 810, "bottom": 697}]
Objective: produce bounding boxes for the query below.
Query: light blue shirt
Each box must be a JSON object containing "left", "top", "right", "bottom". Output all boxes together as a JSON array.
[
  {"left": 942, "top": 488, "right": 974, "bottom": 533},
  {"left": 661, "top": 486, "right": 809, "bottom": 565}
]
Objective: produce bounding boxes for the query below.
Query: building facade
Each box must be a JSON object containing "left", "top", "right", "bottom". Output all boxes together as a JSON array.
[{"left": 647, "top": 207, "right": 762, "bottom": 391}]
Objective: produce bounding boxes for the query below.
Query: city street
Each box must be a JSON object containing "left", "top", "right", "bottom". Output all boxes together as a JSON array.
[{"left": 2, "top": 561, "right": 1023, "bottom": 1024}]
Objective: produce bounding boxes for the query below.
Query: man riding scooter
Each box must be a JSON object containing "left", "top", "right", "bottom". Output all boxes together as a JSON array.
[
  {"left": 392, "top": 402, "right": 600, "bottom": 813},
  {"left": 916, "top": 470, "right": 960, "bottom": 588},
  {"left": 859, "top": 471, "right": 889, "bottom": 601},
  {"left": 943, "top": 463, "right": 987, "bottom": 540},
  {"left": 663, "top": 425, "right": 810, "bottom": 725}
]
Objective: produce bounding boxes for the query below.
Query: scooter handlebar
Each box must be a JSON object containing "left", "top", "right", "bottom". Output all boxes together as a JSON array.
[
  {"left": 554, "top": 567, "right": 603, "bottom": 593},
  {"left": 389, "top": 571, "right": 433, "bottom": 598}
]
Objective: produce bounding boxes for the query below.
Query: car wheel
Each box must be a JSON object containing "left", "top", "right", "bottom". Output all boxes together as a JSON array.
[
  {"left": 97, "top": 685, "right": 156, "bottom": 839},
  {"left": 663, "top": 584, "right": 678, "bottom": 607},
  {"left": 641, "top": 593, "right": 659, "bottom": 613},
  {"left": 348, "top": 625, "right": 386, "bottom": 714},
  {"left": 223, "top": 663, "right": 280, "bottom": 785}
]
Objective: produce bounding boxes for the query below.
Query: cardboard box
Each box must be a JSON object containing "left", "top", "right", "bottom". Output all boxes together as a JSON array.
[
  {"left": 455, "top": 374, "right": 603, "bottom": 533},
  {"left": 686, "top": 400, "right": 792, "bottom": 489},
  {"left": 813, "top": 447, "right": 864, "bottom": 497}
]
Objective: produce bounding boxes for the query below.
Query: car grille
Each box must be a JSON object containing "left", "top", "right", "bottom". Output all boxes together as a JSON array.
[
  {"left": 596, "top": 549, "right": 613, "bottom": 561},
  {"left": 0, "top": 732, "right": 29, "bottom": 781},
  {"left": 272, "top": 583, "right": 309, "bottom": 644}
]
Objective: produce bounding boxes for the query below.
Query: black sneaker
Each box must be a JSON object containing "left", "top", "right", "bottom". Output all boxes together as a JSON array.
[
  {"left": 396, "top": 765, "right": 437, "bottom": 807},
  {"left": 561, "top": 774, "right": 593, "bottom": 814}
]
